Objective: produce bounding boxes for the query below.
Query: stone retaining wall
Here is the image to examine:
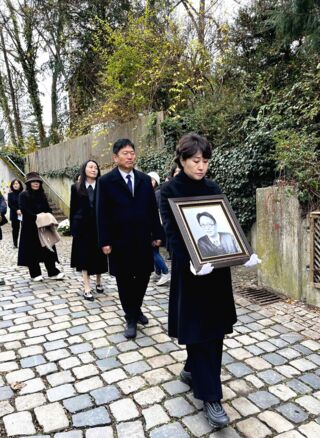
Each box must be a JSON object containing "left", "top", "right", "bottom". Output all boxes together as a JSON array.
[{"left": 256, "top": 185, "right": 319, "bottom": 307}]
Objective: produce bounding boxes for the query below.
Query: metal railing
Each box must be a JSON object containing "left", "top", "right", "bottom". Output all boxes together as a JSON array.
[
  {"left": 5, "top": 154, "right": 69, "bottom": 210},
  {"left": 4, "top": 154, "right": 26, "bottom": 178},
  {"left": 310, "top": 211, "right": 320, "bottom": 289}
]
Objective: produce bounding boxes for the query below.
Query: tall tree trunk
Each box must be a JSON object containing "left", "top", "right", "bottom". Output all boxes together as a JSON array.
[
  {"left": 49, "top": 2, "right": 64, "bottom": 145},
  {"left": 6, "top": 0, "right": 46, "bottom": 147},
  {"left": 198, "top": 0, "right": 206, "bottom": 47},
  {"left": 50, "top": 61, "right": 60, "bottom": 144},
  {"left": 26, "top": 70, "right": 46, "bottom": 146},
  {"left": 0, "top": 30, "right": 24, "bottom": 150},
  {"left": 0, "top": 71, "right": 17, "bottom": 145}
]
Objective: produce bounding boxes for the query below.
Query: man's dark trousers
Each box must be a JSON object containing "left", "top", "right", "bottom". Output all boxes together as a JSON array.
[
  {"left": 185, "top": 339, "right": 224, "bottom": 401},
  {"left": 116, "top": 272, "right": 150, "bottom": 322},
  {"left": 96, "top": 167, "right": 162, "bottom": 325},
  {"left": 12, "top": 220, "right": 20, "bottom": 247}
]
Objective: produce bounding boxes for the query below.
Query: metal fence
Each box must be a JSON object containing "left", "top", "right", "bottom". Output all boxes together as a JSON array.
[{"left": 310, "top": 211, "right": 320, "bottom": 288}]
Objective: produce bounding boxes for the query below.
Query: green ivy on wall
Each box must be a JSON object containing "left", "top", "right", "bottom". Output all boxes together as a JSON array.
[
  {"left": 44, "top": 165, "right": 81, "bottom": 180},
  {"left": 0, "top": 150, "right": 25, "bottom": 173}
]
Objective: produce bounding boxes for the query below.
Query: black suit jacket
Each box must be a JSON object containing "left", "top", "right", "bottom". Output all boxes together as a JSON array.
[
  {"left": 8, "top": 191, "right": 20, "bottom": 221},
  {"left": 70, "top": 183, "right": 96, "bottom": 238},
  {"left": 96, "top": 167, "right": 162, "bottom": 275},
  {"left": 197, "top": 233, "right": 239, "bottom": 258}
]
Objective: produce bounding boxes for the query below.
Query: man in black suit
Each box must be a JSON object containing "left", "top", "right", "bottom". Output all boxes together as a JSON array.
[{"left": 96, "top": 139, "right": 162, "bottom": 338}]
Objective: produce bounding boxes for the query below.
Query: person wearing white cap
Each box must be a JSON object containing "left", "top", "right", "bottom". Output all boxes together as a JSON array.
[{"left": 148, "top": 172, "right": 170, "bottom": 286}]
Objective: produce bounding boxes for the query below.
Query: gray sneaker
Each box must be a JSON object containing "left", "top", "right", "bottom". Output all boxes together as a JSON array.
[{"left": 203, "top": 401, "right": 230, "bottom": 429}]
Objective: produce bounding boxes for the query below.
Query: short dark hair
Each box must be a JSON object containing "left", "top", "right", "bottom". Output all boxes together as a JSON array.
[
  {"left": 174, "top": 133, "right": 212, "bottom": 169},
  {"left": 113, "top": 138, "right": 135, "bottom": 154},
  {"left": 196, "top": 211, "right": 216, "bottom": 225},
  {"left": 10, "top": 179, "right": 23, "bottom": 192}
]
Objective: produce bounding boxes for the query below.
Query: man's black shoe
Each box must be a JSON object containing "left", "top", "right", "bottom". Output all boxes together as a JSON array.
[
  {"left": 180, "top": 369, "right": 192, "bottom": 387},
  {"left": 203, "top": 401, "right": 230, "bottom": 429},
  {"left": 124, "top": 321, "right": 137, "bottom": 339},
  {"left": 137, "top": 313, "right": 148, "bottom": 325}
]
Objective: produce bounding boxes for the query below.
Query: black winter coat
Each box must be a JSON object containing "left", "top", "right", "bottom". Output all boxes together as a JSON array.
[
  {"left": 96, "top": 167, "right": 162, "bottom": 276},
  {"left": 70, "top": 182, "right": 107, "bottom": 275},
  {"left": 0, "top": 194, "right": 7, "bottom": 241},
  {"left": 18, "top": 189, "right": 59, "bottom": 267},
  {"left": 160, "top": 171, "right": 237, "bottom": 345},
  {"left": 8, "top": 191, "right": 20, "bottom": 221}
]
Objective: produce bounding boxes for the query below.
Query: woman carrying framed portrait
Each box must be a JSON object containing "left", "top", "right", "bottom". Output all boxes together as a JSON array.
[{"left": 160, "top": 133, "right": 240, "bottom": 430}]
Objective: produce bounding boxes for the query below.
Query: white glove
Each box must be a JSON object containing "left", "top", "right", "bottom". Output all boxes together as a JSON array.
[
  {"left": 244, "top": 253, "right": 261, "bottom": 267},
  {"left": 190, "top": 261, "right": 214, "bottom": 276}
]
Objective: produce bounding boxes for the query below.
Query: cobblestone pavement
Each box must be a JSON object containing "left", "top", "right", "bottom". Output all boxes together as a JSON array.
[{"left": 1, "top": 223, "right": 320, "bottom": 438}]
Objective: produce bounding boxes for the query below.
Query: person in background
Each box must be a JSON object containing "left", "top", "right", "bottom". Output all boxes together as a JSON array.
[
  {"left": 165, "top": 163, "right": 181, "bottom": 182},
  {"left": 8, "top": 179, "right": 23, "bottom": 248},
  {"left": 0, "top": 190, "right": 7, "bottom": 234},
  {"left": 70, "top": 160, "right": 107, "bottom": 301},
  {"left": 164, "top": 163, "right": 181, "bottom": 260},
  {"left": 96, "top": 138, "right": 162, "bottom": 338},
  {"left": 18, "top": 172, "right": 64, "bottom": 282},
  {"left": 147, "top": 171, "right": 170, "bottom": 286},
  {"left": 0, "top": 191, "right": 7, "bottom": 286}
]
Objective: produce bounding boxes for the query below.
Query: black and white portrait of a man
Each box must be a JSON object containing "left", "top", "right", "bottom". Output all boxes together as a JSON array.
[{"left": 195, "top": 211, "right": 240, "bottom": 258}]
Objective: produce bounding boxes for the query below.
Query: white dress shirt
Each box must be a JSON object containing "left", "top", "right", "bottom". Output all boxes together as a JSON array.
[
  {"left": 118, "top": 168, "right": 135, "bottom": 195},
  {"left": 85, "top": 180, "right": 96, "bottom": 190}
]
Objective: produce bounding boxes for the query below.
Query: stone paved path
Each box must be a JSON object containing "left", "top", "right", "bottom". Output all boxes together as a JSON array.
[{"left": 1, "top": 223, "right": 320, "bottom": 438}]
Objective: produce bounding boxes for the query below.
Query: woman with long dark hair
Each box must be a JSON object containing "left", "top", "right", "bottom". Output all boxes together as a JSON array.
[
  {"left": 8, "top": 179, "right": 23, "bottom": 248},
  {"left": 70, "top": 159, "right": 107, "bottom": 301},
  {"left": 18, "top": 172, "right": 64, "bottom": 281}
]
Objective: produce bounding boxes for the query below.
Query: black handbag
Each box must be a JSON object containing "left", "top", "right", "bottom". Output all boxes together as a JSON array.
[{"left": 0, "top": 214, "right": 8, "bottom": 226}]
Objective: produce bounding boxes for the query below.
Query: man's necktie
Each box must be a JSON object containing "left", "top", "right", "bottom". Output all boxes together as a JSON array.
[
  {"left": 87, "top": 185, "right": 94, "bottom": 206},
  {"left": 126, "top": 174, "right": 133, "bottom": 195}
]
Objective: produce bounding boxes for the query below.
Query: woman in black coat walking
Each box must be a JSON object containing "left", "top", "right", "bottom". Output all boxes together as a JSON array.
[
  {"left": 8, "top": 179, "right": 23, "bottom": 248},
  {"left": 160, "top": 133, "right": 237, "bottom": 430},
  {"left": 18, "top": 172, "right": 64, "bottom": 282},
  {"left": 70, "top": 159, "right": 107, "bottom": 301},
  {"left": 0, "top": 190, "right": 7, "bottom": 239},
  {"left": 0, "top": 191, "right": 7, "bottom": 285}
]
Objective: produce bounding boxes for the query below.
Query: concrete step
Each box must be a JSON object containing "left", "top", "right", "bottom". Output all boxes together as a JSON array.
[{"left": 48, "top": 202, "right": 68, "bottom": 223}]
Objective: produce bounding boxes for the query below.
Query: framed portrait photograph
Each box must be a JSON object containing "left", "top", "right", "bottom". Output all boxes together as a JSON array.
[{"left": 169, "top": 194, "right": 252, "bottom": 271}]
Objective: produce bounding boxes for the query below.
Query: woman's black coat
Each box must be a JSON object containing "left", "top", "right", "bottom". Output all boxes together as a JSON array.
[
  {"left": 0, "top": 194, "right": 7, "bottom": 241},
  {"left": 160, "top": 171, "right": 237, "bottom": 345},
  {"left": 70, "top": 182, "right": 107, "bottom": 275},
  {"left": 8, "top": 191, "right": 20, "bottom": 221},
  {"left": 18, "top": 189, "right": 59, "bottom": 267}
]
